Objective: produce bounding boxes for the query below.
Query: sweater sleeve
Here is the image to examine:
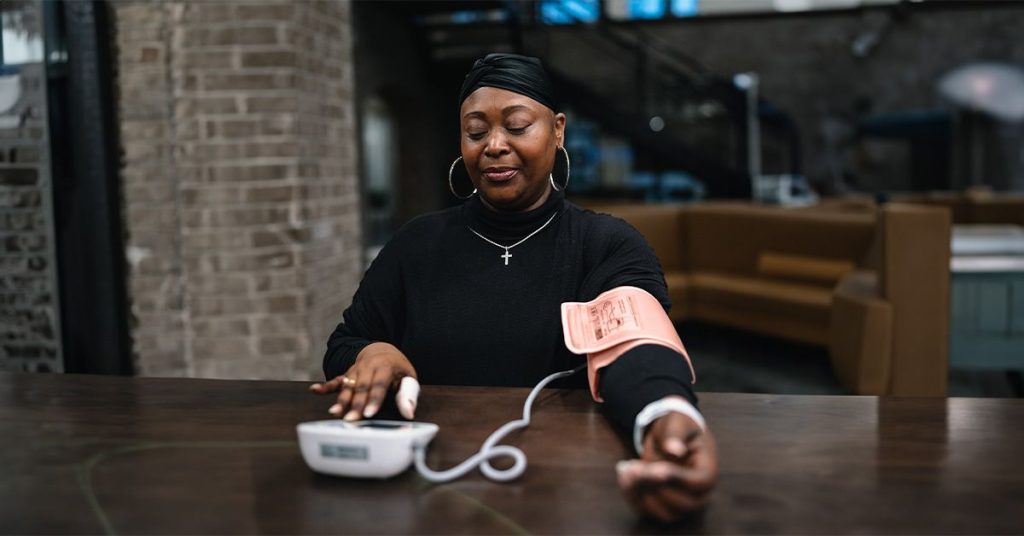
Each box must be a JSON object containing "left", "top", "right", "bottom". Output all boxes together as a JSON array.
[
  {"left": 577, "top": 214, "right": 699, "bottom": 437},
  {"left": 597, "top": 344, "right": 698, "bottom": 438},
  {"left": 323, "top": 237, "right": 407, "bottom": 380}
]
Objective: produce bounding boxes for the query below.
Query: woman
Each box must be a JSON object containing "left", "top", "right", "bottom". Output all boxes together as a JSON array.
[{"left": 311, "top": 53, "right": 718, "bottom": 522}]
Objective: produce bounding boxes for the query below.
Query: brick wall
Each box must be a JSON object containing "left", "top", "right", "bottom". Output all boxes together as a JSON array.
[
  {"left": 114, "top": 0, "right": 361, "bottom": 380},
  {"left": 293, "top": 2, "right": 363, "bottom": 382},
  {"left": 0, "top": 1, "right": 62, "bottom": 373}
]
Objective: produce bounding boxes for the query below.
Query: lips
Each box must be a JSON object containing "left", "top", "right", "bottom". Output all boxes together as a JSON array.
[{"left": 482, "top": 167, "right": 518, "bottom": 182}]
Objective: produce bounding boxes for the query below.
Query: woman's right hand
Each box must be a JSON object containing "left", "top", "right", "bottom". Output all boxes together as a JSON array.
[{"left": 308, "top": 342, "right": 418, "bottom": 420}]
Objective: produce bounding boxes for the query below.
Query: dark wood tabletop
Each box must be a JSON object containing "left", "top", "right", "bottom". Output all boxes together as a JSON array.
[{"left": 2, "top": 372, "right": 1023, "bottom": 535}]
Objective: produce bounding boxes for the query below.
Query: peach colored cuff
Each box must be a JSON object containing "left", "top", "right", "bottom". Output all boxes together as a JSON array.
[{"left": 561, "top": 286, "right": 695, "bottom": 402}]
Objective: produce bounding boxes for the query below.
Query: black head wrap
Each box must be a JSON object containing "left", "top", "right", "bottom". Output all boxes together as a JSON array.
[{"left": 458, "top": 53, "right": 558, "bottom": 112}]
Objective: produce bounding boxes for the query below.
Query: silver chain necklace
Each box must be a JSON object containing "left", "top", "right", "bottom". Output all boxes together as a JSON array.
[{"left": 468, "top": 210, "right": 559, "bottom": 266}]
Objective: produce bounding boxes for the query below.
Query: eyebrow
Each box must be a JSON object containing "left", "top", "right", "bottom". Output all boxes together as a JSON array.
[{"left": 462, "top": 104, "right": 531, "bottom": 119}]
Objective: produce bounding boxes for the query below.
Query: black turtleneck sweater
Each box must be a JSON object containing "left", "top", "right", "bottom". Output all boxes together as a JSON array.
[{"left": 324, "top": 191, "right": 697, "bottom": 439}]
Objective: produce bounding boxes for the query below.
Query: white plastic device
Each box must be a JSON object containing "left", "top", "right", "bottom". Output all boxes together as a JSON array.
[
  {"left": 297, "top": 420, "right": 439, "bottom": 478},
  {"left": 297, "top": 364, "right": 584, "bottom": 482}
]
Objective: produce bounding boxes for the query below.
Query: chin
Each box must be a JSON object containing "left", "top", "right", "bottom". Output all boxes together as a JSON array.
[
  {"left": 480, "top": 187, "right": 520, "bottom": 204},
  {"left": 482, "top": 194, "right": 517, "bottom": 208}
]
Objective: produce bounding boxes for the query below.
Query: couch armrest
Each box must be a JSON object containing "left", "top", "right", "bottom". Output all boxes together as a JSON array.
[
  {"left": 829, "top": 270, "right": 893, "bottom": 395},
  {"left": 880, "top": 204, "right": 951, "bottom": 396}
]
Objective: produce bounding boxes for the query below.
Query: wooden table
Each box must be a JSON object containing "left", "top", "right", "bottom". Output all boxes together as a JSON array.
[{"left": 2, "top": 373, "right": 1023, "bottom": 534}]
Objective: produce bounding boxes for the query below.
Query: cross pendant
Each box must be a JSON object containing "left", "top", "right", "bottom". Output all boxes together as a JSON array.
[{"left": 501, "top": 249, "right": 512, "bottom": 266}]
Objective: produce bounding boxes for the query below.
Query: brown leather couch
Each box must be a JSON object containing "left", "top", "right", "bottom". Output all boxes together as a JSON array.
[
  {"left": 584, "top": 201, "right": 951, "bottom": 396},
  {"left": 898, "top": 191, "right": 1024, "bottom": 226},
  {"left": 829, "top": 205, "right": 951, "bottom": 396},
  {"left": 816, "top": 190, "right": 1024, "bottom": 226}
]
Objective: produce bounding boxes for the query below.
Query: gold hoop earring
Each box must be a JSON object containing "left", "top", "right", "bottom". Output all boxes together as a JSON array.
[
  {"left": 549, "top": 146, "right": 571, "bottom": 192},
  {"left": 448, "top": 156, "right": 477, "bottom": 200}
]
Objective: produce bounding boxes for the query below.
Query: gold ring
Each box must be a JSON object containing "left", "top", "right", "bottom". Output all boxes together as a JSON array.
[{"left": 341, "top": 376, "right": 356, "bottom": 387}]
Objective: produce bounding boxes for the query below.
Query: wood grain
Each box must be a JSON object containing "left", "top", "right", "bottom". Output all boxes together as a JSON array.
[{"left": 1, "top": 373, "right": 1022, "bottom": 534}]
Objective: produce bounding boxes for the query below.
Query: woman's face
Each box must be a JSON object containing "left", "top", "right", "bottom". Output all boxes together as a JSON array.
[{"left": 460, "top": 87, "right": 566, "bottom": 212}]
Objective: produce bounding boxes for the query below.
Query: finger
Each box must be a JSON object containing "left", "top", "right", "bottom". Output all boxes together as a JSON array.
[
  {"left": 635, "top": 460, "right": 682, "bottom": 484},
  {"left": 659, "top": 413, "right": 697, "bottom": 460},
  {"left": 616, "top": 461, "right": 646, "bottom": 513},
  {"left": 396, "top": 376, "right": 420, "bottom": 420},
  {"left": 362, "top": 368, "right": 391, "bottom": 418},
  {"left": 670, "top": 435, "right": 718, "bottom": 493},
  {"left": 345, "top": 376, "right": 372, "bottom": 421},
  {"left": 620, "top": 459, "right": 682, "bottom": 520},
  {"left": 646, "top": 412, "right": 702, "bottom": 462},
  {"left": 638, "top": 489, "right": 676, "bottom": 524},
  {"left": 618, "top": 461, "right": 684, "bottom": 524},
  {"left": 643, "top": 458, "right": 717, "bottom": 495},
  {"left": 646, "top": 487, "right": 710, "bottom": 523},
  {"left": 310, "top": 375, "right": 346, "bottom": 394},
  {"left": 653, "top": 482, "right": 711, "bottom": 514},
  {"left": 616, "top": 460, "right": 640, "bottom": 490},
  {"left": 330, "top": 371, "right": 358, "bottom": 417},
  {"left": 677, "top": 463, "right": 717, "bottom": 495},
  {"left": 630, "top": 462, "right": 709, "bottom": 522}
]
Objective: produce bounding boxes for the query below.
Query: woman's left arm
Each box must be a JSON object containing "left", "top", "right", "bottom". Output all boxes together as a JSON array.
[
  {"left": 578, "top": 215, "right": 719, "bottom": 522},
  {"left": 618, "top": 410, "right": 719, "bottom": 523},
  {"left": 598, "top": 347, "right": 719, "bottom": 523}
]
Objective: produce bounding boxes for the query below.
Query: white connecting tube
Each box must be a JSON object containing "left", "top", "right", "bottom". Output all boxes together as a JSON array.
[{"left": 412, "top": 364, "right": 585, "bottom": 483}]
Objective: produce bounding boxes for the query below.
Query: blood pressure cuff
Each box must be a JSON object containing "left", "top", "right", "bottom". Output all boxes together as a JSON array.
[{"left": 561, "top": 286, "right": 695, "bottom": 402}]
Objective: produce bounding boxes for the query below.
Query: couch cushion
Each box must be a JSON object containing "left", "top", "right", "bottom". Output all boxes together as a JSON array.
[
  {"left": 757, "top": 251, "right": 855, "bottom": 286},
  {"left": 687, "top": 272, "right": 833, "bottom": 345},
  {"left": 688, "top": 271, "right": 832, "bottom": 318},
  {"left": 684, "top": 204, "right": 875, "bottom": 277}
]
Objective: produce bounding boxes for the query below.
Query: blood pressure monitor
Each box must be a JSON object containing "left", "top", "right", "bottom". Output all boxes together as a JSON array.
[
  {"left": 297, "top": 365, "right": 583, "bottom": 482},
  {"left": 297, "top": 420, "right": 439, "bottom": 478}
]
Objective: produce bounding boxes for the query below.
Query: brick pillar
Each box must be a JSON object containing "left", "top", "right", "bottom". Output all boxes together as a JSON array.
[
  {"left": 114, "top": 1, "right": 361, "bottom": 380},
  {"left": 0, "top": 0, "right": 63, "bottom": 373}
]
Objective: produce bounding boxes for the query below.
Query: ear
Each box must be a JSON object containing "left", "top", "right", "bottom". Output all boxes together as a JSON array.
[{"left": 553, "top": 112, "right": 566, "bottom": 146}]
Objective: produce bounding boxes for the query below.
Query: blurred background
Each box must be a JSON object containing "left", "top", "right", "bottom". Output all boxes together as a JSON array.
[{"left": 1, "top": 0, "right": 1022, "bottom": 397}]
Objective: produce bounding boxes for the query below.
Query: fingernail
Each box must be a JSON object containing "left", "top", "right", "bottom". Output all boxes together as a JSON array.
[
  {"left": 616, "top": 460, "right": 637, "bottom": 486},
  {"left": 343, "top": 411, "right": 360, "bottom": 421},
  {"left": 664, "top": 437, "right": 686, "bottom": 458},
  {"left": 328, "top": 404, "right": 341, "bottom": 415},
  {"left": 397, "top": 378, "right": 420, "bottom": 420},
  {"left": 648, "top": 463, "right": 672, "bottom": 480},
  {"left": 363, "top": 404, "right": 378, "bottom": 418},
  {"left": 616, "top": 460, "right": 640, "bottom": 475},
  {"left": 397, "top": 396, "right": 417, "bottom": 420},
  {"left": 309, "top": 383, "right": 321, "bottom": 391}
]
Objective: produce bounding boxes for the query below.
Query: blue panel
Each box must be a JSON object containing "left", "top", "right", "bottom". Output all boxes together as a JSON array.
[
  {"left": 1013, "top": 280, "right": 1024, "bottom": 335},
  {"left": 976, "top": 282, "right": 1009, "bottom": 335},
  {"left": 950, "top": 336, "right": 1024, "bottom": 369},
  {"left": 450, "top": 11, "right": 482, "bottom": 24},
  {"left": 539, "top": 0, "right": 600, "bottom": 25},
  {"left": 629, "top": 0, "right": 666, "bottom": 19},
  {"left": 630, "top": 171, "right": 656, "bottom": 189},
  {"left": 670, "top": 0, "right": 699, "bottom": 17},
  {"left": 950, "top": 280, "right": 972, "bottom": 329},
  {"left": 950, "top": 272, "right": 1024, "bottom": 370}
]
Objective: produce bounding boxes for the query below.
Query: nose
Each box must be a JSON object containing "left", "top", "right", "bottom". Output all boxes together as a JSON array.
[{"left": 483, "top": 131, "right": 510, "bottom": 158}]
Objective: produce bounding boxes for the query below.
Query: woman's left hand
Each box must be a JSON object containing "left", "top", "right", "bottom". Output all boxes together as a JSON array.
[{"left": 616, "top": 412, "right": 719, "bottom": 524}]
